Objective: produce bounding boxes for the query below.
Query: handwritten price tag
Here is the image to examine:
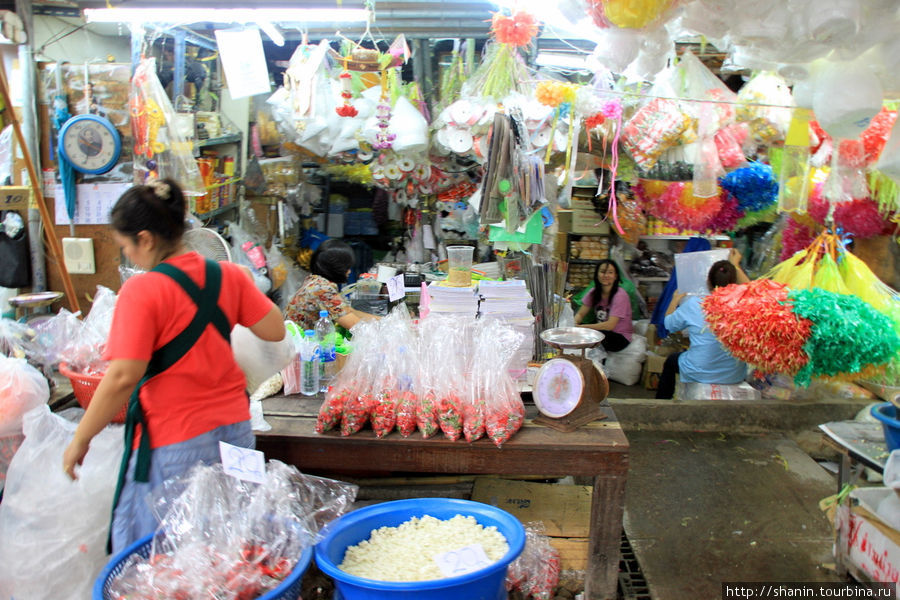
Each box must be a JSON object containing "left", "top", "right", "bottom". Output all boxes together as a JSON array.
[
  {"left": 387, "top": 273, "right": 406, "bottom": 302},
  {"left": 219, "top": 441, "right": 266, "bottom": 484},
  {"left": 433, "top": 544, "right": 492, "bottom": 577}
]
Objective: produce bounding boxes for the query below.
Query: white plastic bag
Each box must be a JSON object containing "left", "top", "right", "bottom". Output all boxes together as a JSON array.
[
  {"left": 603, "top": 334, "right": 647, "bottom": 386},
  {"left": 231, "top": 324, "right": 296, "bottom": 394},
  {"left": 0, "top": 405, "right": 123, "bottom": 600},
  {"left": 0, "top": 355, "right": 49, "bottom": 437}
]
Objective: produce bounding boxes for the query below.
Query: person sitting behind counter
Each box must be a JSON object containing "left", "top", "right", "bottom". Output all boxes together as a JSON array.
[
  {"left": 284, "top": 239, "right": 380, "bottom": 331},
  {"left": 655, "top": 249, "right": 750, "bottom": 400},
  {"left": 574, "top": 259, "right": 634, "bottom": 353}
]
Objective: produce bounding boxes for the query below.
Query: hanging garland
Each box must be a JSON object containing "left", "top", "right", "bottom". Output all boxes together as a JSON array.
[{"left": 634, "top": 179, "right": 722, "bottom": 231}]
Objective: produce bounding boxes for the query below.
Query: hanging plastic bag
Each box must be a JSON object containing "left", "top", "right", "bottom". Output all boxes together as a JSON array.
[
  {"left": 0, "top": 406, "right": 123, "bottom": 600},
  {"left": 131, "top": 57, "right": 204, "bottom": 194},
  {"left": 232, "top": 324, "right": 297, "bottom": 395},
  {"left": 0, "top": 356, "right": 49, "bottom": 437}
]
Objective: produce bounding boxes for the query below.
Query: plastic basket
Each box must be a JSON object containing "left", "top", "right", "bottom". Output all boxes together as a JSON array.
[
  {"left": 93, "top": 532, "right": 313, "bottom": 600},
  {"left": 871, "top": 402, "right": 900, "bottom": 451},
  {"left": 58, "top": 362, "right": 125, "bottom": 424},
  {"left": 315, "top": 498, "right": 526, "bottom": 600}
]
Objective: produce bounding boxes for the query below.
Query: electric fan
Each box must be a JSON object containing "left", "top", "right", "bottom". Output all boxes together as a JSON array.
[{"left": 183, "top": 227, "right": 232, "bottom": 262}]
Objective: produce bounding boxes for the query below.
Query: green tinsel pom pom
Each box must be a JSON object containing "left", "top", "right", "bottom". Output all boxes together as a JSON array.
[
  {"left": 789, "top": 288, "right": 900, "bottom": 387},
  {"left": 736, "top": 204, "right": 778, "bottom": 230}
]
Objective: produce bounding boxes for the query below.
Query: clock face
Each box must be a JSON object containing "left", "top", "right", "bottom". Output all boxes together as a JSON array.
[
  {"left": 533, "top": 358, "right": 585, "bottom": 418},
  {"left": 59, "top": 115, "right": 121, "bottom": 174}
]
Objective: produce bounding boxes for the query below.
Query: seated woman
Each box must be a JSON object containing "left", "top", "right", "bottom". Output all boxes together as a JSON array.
[
  {"left": 284, "top": 239, "right": 379, "bottom": 331},
  {"left": 574, "top": 259, "right": 633, "bottom": 353},
  {"left": 655, "top": 249, "right": 750, "bottom": 399}
]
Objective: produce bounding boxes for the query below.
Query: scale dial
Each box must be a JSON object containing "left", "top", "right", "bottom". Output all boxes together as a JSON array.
[
  {"left": 58, "top": 114, "right": 122, "bottom": 175},
  {"left": 533, "top": 358, "right": 585, "bottom": 418}
]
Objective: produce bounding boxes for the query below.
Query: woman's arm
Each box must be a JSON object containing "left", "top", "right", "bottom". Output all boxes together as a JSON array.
[
  {"left": 63, "top": 358, "right": 147, "bottom": 479},
  {"left": 250, "top": 305, "right": 286, "bottom": 341},
  {"left": 336, "top": 308, "right": 380, "bottom": 330},
  {"left": 729, "top": 248, "right": 750, "bottom": 284},
  {"left": 666, "top": 291, "right": 686, "bottom": 316},
  {"left": 579, "top": 315, "right": 620, "bottom": 331},
  {"left": 574, "top": 303, "right": 590, "bottom": 325}
]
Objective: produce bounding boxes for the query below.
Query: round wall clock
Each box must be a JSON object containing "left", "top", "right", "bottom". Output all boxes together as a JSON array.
[{"left": 58, "top": 114, "right": 122, "bottom": 175}]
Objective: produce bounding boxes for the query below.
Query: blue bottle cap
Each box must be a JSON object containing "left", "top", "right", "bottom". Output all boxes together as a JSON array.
[
  {"left": 305, "top": 329, "right": 315, "bottom": 337},
  {"left": 319, "top": 310, "right": 328, "bottom": 318}
]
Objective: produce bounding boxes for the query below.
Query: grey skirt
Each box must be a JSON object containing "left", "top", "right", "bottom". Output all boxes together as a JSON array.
[{"left": 110, "top": 420, "right": 254, "bottom": 554}]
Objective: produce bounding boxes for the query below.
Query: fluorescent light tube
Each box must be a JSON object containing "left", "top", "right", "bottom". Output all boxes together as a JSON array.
[
  {"left": 84, "top": 8, "right": 369, "bottom": 25},
  {"left": 257, "top": 21, "right": 285, "bottom": 46}
]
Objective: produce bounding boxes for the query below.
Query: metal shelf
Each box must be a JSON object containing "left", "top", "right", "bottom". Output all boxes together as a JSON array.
[
  {"left": 640, "top": 234, "right": 730, "bottom": 241},
  {"left": 633, "top": 276, "right": 670, "bottom": 282},
  {"left": 569, "top": 258, "right": 607, "bottom": 265},
  {"left": 196, "top": 132, "right": 242, "bottom": 148},
  {"left": 196, "top": 203, "right": 239, "bottom": 220}
]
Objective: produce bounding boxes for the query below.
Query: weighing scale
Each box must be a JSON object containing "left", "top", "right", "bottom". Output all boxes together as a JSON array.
[
  {"left": 533, "top": 327, "right": 610, "bottom": 432},
  {"left": 8, "top": 291, "right": 64, "bottom": 322}
]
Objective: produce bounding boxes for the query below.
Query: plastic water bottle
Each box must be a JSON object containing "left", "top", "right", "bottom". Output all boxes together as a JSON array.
[
  {"left": 299, "top": 329, "right": 320, "bottom": 396},
  {"left": 315, "top": 310, "right": 336, "bottom": 391}
]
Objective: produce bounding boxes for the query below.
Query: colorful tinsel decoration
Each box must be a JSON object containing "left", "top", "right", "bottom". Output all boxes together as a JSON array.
[
  {"left": 780, "top": 215, "right": 820, "bottom": 261},
  {"left": 490, "top": 11, "right": 539, "bottom": 47},
  {"left": 789, "top": 287, "right": 900, "bottom": 386},
  {"left": 808, "top": 184, "right": 892, "bottom": 239},
  {"left": 635, "top": 179, "right": 722, "bottom": 231},
  {"left": 703, "top": 279, "right": 812, "bottom": 376},
  {"left": 703, "top": 191, "right": 743, "bottom": 233},
  {"left": 735, "top": 204, "right": 777, "bottom": 230},
  {"left": 335, "top": 70, "right": 358, "bottom": 118},
  {"left": 536, "top": 81, "right": 577, "bottom": 108},
  {"left": 719, "top": 163, "right": 778, "bottom": 213}
]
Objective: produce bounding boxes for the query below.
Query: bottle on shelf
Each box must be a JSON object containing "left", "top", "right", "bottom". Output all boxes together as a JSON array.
[
  {"left": 315, "top": 310, "right": 336, "bottom": 392},
  {"left": 299, "top": 329, "right": 320, "bottom": 396}
]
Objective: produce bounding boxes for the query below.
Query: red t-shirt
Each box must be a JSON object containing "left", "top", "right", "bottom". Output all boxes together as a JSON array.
[{"left": 104, "top": 252, "right": 275, "bottom": 449}]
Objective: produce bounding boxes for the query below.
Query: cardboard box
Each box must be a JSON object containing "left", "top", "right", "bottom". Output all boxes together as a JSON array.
[
  {"left": 472, "top": 477, "right": 592, "bottom": 571},
  {"left": 571, "top": 209, "right": 610, "bottom": 235},
  {"left": 835, "top": 489, "right": 900, "bottom": 592},
  {"left": 643, "top": 351, "right": 667, "bottom": 390},
  {"left": 0, "top": 186, "right": 30, "bottom": 212},
  {"left": 557, "top": 209, "right": 573, "bottom": 233}
]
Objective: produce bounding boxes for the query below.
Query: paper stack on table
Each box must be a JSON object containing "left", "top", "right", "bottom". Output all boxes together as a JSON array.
[
  {"left": 426, "top": 281, "right": 479, "bottom": 317},
  {"left": 478, "top": 280, "right": 534, "bottom": 378}
]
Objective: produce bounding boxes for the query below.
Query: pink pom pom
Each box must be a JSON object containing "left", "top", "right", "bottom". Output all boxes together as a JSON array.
[{"left": 781, "top": 216, "right": 819, "bottom": 261}]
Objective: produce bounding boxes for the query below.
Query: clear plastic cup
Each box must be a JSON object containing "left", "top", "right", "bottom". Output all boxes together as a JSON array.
[{"left": 446, "top": 245, "right": 474, "bottom": 286}]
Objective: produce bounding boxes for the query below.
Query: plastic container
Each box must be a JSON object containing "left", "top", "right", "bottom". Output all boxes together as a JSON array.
[
  {"left": 673, "top": 249, "right": 730, "bottom": 296},
  {"left": 299, "top": 330, "right": 320, "bottom": 396},
  {"left": 446, "top": 246, "right": 474, "bottom": 287},
  {"left": 871, "top": 402, "right": 900, "bottom": 451},
  {"left": 59, "top": 362, "right": 125, "bottom": 423},
  {"left": 93, "top": 532, "right": 313, "bottom": 600},
  {"left": 316, "top": 310, "right": 337, "bottom": 392},
  {"left": 315, "top": 497, "right": 526, "bottom": 600}
]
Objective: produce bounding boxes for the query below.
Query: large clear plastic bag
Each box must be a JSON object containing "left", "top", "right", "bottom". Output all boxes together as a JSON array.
[
  {"left": 231, "top": 323, "right": 297, "bottom": 395},
  {"left": 0, "top": 355, "right": 49, "bottom": 437},
  {"left": 131, "top": 57, "right": 204, "bottom": 194},
  {"left": 109, "top": 461, "right": 357, "bottom": 600},
  {"left": 0, "top": 405, "right": 123, "bottom": 600}
]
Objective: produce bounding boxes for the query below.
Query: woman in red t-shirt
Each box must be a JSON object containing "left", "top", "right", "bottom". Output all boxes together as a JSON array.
[{"left": 62, "top": 179, "right": 285, "bottom": 552}]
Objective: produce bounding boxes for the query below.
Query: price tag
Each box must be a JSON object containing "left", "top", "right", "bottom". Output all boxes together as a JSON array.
[
  {"left": 387, "top": 273, "right": 406, "bottom": 302},
  {"left": 433, "top": 544, "right": 492, "bottom": 577},
  {"left": 219, "top": 441, "right": 266, "bottom": 484}
]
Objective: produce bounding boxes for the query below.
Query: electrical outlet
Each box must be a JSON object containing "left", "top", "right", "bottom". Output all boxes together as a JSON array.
[{"left": 62, "top": 237, "right": 96, "bottom": 274}]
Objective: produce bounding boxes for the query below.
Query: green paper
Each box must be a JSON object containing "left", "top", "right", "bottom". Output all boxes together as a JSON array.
[
  {"left": 789, "top": 288, "right": 900, "bottom": 386},
  {"left": 488, "top": 210, "right": 544, "bottom": 244}
]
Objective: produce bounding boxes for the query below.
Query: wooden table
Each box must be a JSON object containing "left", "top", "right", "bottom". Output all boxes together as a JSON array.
[
  {"left": 256, "top": 395, "right": 629, "bottom": 600},
  {"left": 819, "top": 421, "right": 889, "bottom": 494}
]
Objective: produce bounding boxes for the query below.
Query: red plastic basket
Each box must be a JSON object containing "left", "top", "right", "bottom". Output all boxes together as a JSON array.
[{"left": 59, "top": 362, "right": 126, "bottom": 423}]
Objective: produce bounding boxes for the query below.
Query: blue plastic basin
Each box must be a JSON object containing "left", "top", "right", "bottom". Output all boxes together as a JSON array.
[
  {"left": 871, "top": 402, "right": 900, "bottom": 451},
  {"left": 93, "top": 531, "right": 313, "bottom": 600},
  {"left": 315, "top": 498, "right": 526, "bottom": 600}
]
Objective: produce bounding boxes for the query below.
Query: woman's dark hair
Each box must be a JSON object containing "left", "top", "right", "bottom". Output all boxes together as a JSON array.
[
  {"left": 110, "top": 178, "right": 186, "bottom": 243},
  {"left": 707, "top": 260, "right": 738, "bottom": 290},
  {"left": 311, "top": 239, "right": 356, "bottom": 284},
  {"left": 592, "top": 259, "right": 621, "bottom": 310}
]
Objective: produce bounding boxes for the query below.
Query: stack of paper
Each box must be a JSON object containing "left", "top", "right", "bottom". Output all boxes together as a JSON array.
[
  {"left": 478, "top": 280, "right": 535, "bottom": 377},
  {"left": 426, "top": 281, "right": 479, "bottom": 316}
]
